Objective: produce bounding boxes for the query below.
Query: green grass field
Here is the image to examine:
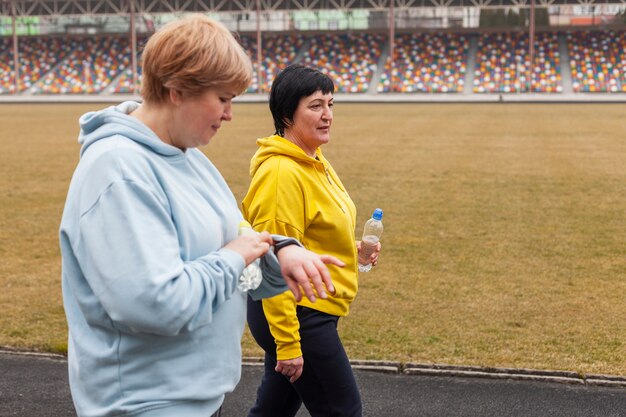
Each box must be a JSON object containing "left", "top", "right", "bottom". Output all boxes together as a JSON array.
[{"left": 1, "top": 102, "right": 624, "bottom": 376}]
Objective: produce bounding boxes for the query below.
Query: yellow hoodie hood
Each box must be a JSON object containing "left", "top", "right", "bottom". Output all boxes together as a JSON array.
[{"left": 250, "top": 134, "right": 325, "bottom": 177}]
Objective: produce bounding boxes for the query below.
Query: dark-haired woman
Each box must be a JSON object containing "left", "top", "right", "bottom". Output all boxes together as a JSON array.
[{"left": 242, "top": 64, "right": 381, "bottom": 417}]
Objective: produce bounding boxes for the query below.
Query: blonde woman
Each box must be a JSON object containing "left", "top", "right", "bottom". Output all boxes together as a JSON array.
[{"left": 60, "top": 17, "right": 338, "bottom": 417}]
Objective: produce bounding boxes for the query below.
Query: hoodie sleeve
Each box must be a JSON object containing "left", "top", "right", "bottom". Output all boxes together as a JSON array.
[
  {"left": 73, "top": 179, "right": 245, "bottom": 336},
  {"left": 255, "top": 220, "right": 304, "bottom": 360},
  {"left": 243, "top": 155, "right": 308, "bottom": 360},
  {"left": 262, "top": 290, "right": 302, "bottom": 360}
]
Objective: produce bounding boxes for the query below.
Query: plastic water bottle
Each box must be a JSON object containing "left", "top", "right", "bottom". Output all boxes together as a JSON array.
[
  {"left": 237, "top": 221, "right": 263, "bottom": 292},
  {"left": 358, "top": 208, "right": 383, "bottom": 272}
]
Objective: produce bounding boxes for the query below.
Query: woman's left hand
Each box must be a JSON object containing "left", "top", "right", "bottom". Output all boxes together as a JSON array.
[
  {"left": 356, "top": 241, "right": 382, "bottom": 267},
  {"left": 276, "top": 245, "right": 343, "bottom": 303},
  {"left": 275, "top": 356, "right": 304, "bottom": 383}
]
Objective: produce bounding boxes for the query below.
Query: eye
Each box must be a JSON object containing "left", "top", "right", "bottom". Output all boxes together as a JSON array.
[{"left": 219, "top": 94, "right": 236, "bottom": 103}]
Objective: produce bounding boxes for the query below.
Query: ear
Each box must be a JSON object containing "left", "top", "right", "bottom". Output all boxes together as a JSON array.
[{"left": 169, "top": 89, "right": 183, "bottom": 106}]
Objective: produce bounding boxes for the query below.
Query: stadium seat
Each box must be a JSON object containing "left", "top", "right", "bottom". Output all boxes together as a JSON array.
[
  {"left": 567, "top": 30, "right": 626, "bottom": 93},
  {"left": 33, "top": 36, "right": 129, "bottom": 94},
  {"left": 109, "top": 36, "right": 147, "bottom": 94},
  {"left": 473, "top": 32, "right": 562, "bottom": 93},
  {"left": 378, "top": 33, "right": 468, "bottom": 93},
  {"left": 299, "top": 33, "right": 384, "bottom": 93},
  {"left": 238, "top": 33, "right": 305, "bottom": 93},
  {"left": 3, "top": 29, "right": 625, "bottom": 96},
  {"left": 0, "top": 37, "right": 73, "bottom": 93}
]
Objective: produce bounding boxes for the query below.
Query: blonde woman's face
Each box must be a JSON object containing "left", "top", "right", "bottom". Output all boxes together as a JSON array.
[{"left": 173, "top": 88, "right": 237, "bottom": 149}]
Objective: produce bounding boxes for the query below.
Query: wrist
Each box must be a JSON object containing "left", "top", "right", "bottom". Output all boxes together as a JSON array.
[{"left": 272, "top": 236, "right": 303, "bottom": 254}]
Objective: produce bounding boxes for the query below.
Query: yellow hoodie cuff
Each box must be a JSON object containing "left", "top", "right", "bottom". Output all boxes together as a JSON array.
[{"left": 276, "top": 342, "right": 303, "bottom": 361}]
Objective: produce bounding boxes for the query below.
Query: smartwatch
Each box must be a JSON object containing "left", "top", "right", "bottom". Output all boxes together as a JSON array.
[{"left": 273, "top": 237, "right": 302, "bottom": 254}]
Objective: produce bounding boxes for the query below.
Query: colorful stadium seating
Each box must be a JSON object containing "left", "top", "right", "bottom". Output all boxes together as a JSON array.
[
  {"left": 1, "top": 29, "right": 625, "bottom": 95},
  {"left": 0, "top": 37, "right": 73, "bottom": 93},
  {"left": 238, "top": 33, "right": 305, "bottom": 93},
  {"left": 109, "top": 66, "right": 142, "bottom": 94},
  {"left": 0, "top": 37, "right": 13, "bottom": 93},
  {"left": 567, "top": 30, "right": 626, "bottom": 93},
  {"left": 109, "top": 37, "right": 147, "bottom": 94},
  {"left": 32, "top": 36, "right": 129, "bottom": 94},
  {"left": 299, "top": 33, "right": 384, "bottom": 93},
  {"left": 473, "top": 31, "right": 562, "bottom": 93},
  {"left": 378, "top": 32, "right": 468, "bottom": 93}
]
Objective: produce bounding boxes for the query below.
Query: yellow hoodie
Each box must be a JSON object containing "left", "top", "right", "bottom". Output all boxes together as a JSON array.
[{"left": 242, "top": 135, "right": 358, "bottom": 360}]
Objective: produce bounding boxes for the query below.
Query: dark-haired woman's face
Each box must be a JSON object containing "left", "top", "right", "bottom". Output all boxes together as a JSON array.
[{"left": 285, "top": 91, "right": 334, "bottom": 157}]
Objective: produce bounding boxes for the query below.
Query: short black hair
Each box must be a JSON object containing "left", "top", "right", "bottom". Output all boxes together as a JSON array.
[{"left": 269, "top": 64, "right": 335, "bottom": 136}]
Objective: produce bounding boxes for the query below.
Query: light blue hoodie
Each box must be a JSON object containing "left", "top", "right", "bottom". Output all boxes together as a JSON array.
[{"left": 60, "top": 101, "right": 250, "bottom": 417}]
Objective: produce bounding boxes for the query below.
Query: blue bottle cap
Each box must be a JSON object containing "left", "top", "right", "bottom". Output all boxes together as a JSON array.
[{"left": 372, "top": 208, "right": 383, "bottom": 220}]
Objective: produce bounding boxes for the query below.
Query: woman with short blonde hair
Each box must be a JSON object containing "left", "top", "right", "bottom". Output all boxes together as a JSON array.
[{"left": 60, "top": 15, "right": 338, "bottom": 417}]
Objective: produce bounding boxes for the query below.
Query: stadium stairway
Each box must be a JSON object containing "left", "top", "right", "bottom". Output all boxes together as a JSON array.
[
  {"left": 558, "top": 33, "right": 573, "bottom": 94},
  {"left": 12, "top": 39, "right": 75, "bottom": 95},
  {"left": 463, "top": 34, "right": 478, "bottom": 95},
  {"left": 24, "top": 53, "right": 66, "bottom": 94},
  {"left": 105, "top": 67, "right": 129, "bottom": 94},
  {"left": 291, "top": 37, "right": 311, "bottom": 67},
  {"left": 368, "top": 40, "right": 389, "bottom": 94}
]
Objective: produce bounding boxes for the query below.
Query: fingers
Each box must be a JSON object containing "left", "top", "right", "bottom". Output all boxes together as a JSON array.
[
  {"left": 290, "top": 265, "right": 318, "bottom": 303},
  {"left": 284, "top": 277, "right": 303, "bottom": 302},
  {"left": 251, "top": 232, "right": 272, "bottom": 260},
  {"left": 297, "top": 257, "right": 338, "bottom": 301},
  {"left": 303, "top": 261, "right": 327, "bottom": 300},
  {"left": 370, "top": 251, "right": 379, "bottom": 265},
  {"left": 258, "top": 231, "right": 273, "bottom": 244},
  {"left": 290, "top": 366, "right": 303, "bottom": 382},
  {"left": 277, "top": 364, "right": 302, "bottom": 383},
  {"left": 254, "top": 232, "right": 272, "bottom": 258},
  {"left": 275, "top": 359, "right": 303, "bottom": 383},
  {"left": 225, "top": 233, "right": 271, "bottom": 265},
  {"left": 316, "top": 255, "right": 340, "bottom": 295},
  {"left": 370, "top": 243, "right": 382, "bottom": 266},
  {"left": 319, "top": 254, "right": 345, "bottom": 268}
]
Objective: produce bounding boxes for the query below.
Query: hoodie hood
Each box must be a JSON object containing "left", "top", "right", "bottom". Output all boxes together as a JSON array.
[
  {"left": 250, "top": 134, "right": 326, "bottom": 177},
  {"left": 78, "top": 101, "right": 181, "bottom": 158}
]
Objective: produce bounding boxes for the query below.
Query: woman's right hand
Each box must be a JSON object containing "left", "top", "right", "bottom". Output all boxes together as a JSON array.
[
  {"left": 224, "top": 231, "right": 273, "bottom": 265},
  {"left": 275, "top": 356, "right": 304, "bottom": 383}
]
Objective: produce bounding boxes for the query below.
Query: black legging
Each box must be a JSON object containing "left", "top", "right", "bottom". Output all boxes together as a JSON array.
[{"left": 246, "top": 296, "right": 362, "bottom": 417}]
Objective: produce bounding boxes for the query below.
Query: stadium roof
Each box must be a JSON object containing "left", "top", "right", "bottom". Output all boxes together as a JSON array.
[{"left": 2, "top": 0, "right": 626, "bottom": 17}]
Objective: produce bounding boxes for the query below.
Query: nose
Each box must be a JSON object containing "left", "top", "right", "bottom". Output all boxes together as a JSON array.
[
  {"left": 322, "top": 105, "right": 333, "bottom": 122},
  {"left": 222, "top": 102, "right": 233, "bottom": 121}
]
